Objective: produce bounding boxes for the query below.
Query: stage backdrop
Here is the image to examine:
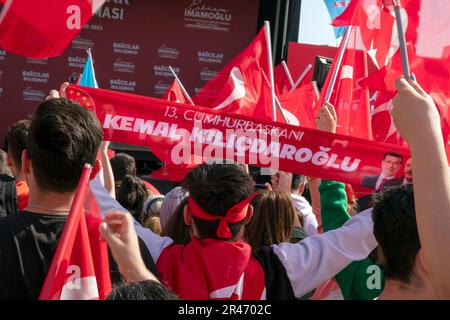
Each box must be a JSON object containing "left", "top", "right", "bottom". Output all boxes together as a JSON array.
[{"left": 0, "top": 0, "right": 260, "bottom": 144}]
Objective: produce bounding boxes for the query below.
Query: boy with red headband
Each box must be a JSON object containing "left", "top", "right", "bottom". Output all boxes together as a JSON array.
[{"left": 101, "top": 162, "right": 378, "bottom": 300}]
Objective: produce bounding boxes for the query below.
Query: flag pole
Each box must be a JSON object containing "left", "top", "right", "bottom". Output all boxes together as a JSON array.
[
  {"left": 324, "top": 25, "right": 352, "bottom": 103},
  {"left": 264, "top": 21, "right": 277, "bottom": 122},
  {"left": 392, "top": 0, "right": 411, "bottom": 79},
  {"left": 87, "top": 48, "right": 98, "bottom": 88},
  {"left": 168, "top": 66, "right": 195, "bottom": 105},
  {"left": 261, "top": 70, "right": 289, "bottom": 124},
  {"left": 290, "top": 64, "right": 313, "bottom": 92},
  {"left": 281, "top": 60, "right": 295, "bottom": 89}
]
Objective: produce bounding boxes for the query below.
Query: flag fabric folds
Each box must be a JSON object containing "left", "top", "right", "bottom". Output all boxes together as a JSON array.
[
  {"left": 0, "top": 0, "right": 105, "bottom": 58},
  {"left": 79, "top": 49, "right": 99, "bottom": 88},
  {"left": 318, "top": 27, "right": 372, "bottom": 140},
  {"left": 193, "top": 27, "right": 271, "bottom": 120}
]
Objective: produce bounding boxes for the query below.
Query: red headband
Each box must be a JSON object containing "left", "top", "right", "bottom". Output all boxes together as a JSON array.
[{"left": 188, "top": 194, "right": 256, "bottom": 239}]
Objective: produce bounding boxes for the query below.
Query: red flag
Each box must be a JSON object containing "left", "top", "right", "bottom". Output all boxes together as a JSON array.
[
  {"left": 39, "top": 165, "right": 111, "bottom": 300},
  {"left": 273, "top": 63, "right": 293, "bottom": 96},
  {"left": 319, "top": 28, "right": 373, "bottom": 140},
  {"left": 0, "top": 0, "right": 104, "bottom": 58},
  {"left": 332, "top": 0, "right": 405, "bottom": 69},
  {"left": 150, "top": 82, "right": 198, "bottom": 182},
  {"left": 163, "top": 80, "right": 189, "bottom": 104},
  {"left": 193, "top": 27, "right": 270, "bottom": 119},
  {"left": 277, "top": 83, "right": 319, "bottom": 129}
]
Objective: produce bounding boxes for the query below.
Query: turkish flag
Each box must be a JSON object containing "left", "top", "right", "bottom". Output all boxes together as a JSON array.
[
  {"left": 319, "top": 27, "right": 373, "bottom": 140},
  {"left": 193, "top": 26, "right": 270, "bottom": 119},
  {"left": 39, "top": 165, "right": 111, "bottom": 300},
  {"left": 150, "top": 81, "right": 199, "bottom": 182},
  {"left": 273, "top": 63, "right": 293, "bottom": 96},
  {"left": 277, "top": 83, "right": 319, "bottom": 129},
  {"left": 332, "top": 0, "right": 405, "bottom": 69},
  {"left": 0, "top": 0, "right": 104, "bottom": 58},
  {"left": 163, "top": 80, "right": 189, "bottom": 104}
]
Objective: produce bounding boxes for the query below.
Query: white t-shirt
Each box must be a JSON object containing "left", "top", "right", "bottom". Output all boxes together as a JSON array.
[{"left": 291, "top": 194, "right": 318, "bottom": 236}]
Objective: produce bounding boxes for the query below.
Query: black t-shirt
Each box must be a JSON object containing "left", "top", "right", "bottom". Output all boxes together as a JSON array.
[
  {"left": 0, "top": 211, "right": 158, "bottom": 300},
  {"left": 0, "top": 211, "right": 67, "bottom": 299}
]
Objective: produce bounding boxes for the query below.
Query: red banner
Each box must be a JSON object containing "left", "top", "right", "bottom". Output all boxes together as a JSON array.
[{"left": 66, "top": 85, "right": 410, "bottom": 187}]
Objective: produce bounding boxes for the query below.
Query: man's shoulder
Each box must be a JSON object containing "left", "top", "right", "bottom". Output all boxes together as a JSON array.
[
  {"left": 361, "top": 175, "right": 378, "bottom": 186},
  {"left": 0, "top": 211, "right": 27, "bottom": 233}
]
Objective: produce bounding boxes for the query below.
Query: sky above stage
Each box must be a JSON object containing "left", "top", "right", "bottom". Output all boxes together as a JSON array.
[{"left": 298, "top": 0, "right": 342, "bottom": 47}]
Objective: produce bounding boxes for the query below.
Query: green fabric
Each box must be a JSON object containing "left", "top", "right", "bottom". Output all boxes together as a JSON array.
[{"left": 319, "top": 180, "right": 385, "bottom": 300}]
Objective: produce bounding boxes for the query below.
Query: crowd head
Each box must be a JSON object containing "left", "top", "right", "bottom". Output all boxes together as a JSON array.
[{"left": 26, "top": 98, "right": 102, "bottom": 192}]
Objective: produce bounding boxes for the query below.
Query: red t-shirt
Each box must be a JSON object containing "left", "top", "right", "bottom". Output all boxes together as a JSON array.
[{"left": 16, "top": 180, "right": 29, "bottom": 210}]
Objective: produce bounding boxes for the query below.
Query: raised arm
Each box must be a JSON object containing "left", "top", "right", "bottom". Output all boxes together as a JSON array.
[
  {"left": 99, "top": 141, "right": 116, "bottom": 198},
  {"left": 391, "top": 78, "right": 450, "bottom": 298}
]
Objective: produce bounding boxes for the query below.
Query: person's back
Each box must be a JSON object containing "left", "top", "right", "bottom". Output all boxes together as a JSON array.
[
  {"left": 0, "top": 98, "right": 103, "bottom": 299},
  {"left": 155, "top": 163, "right": 266, "bottom": 299},
  {"left": 104, "top": 162, "right": 379, "bottom": 300},
  {"left": 372, "top": 185, "right": 437, "bottom": 299}
]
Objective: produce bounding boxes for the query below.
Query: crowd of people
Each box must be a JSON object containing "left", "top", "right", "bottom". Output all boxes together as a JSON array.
[{"left": 0, "top": 77, "right": 449, "bottom": 300}]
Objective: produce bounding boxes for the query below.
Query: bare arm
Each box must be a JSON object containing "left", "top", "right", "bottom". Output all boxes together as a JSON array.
[
  {"left": 391, "top": 78, "right": 450, "bottom": 298},
  {"left": 100, "top": 141, "right": 115, "bottom": 198}
]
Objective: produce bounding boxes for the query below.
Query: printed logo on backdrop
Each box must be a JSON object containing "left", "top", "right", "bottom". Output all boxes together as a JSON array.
[
  {"left": 184, "top": 0, "right": 232, "bottom": 32},
  {"left": 200, "top": 67, "right": 218, "bottom": 81},
  {"left": 154, "top": 81, "right": 171, "bottom": 95},
  {"left": 113, "top": 58, "right": 136, "bottom": 73},
  {"left": 0, "top": 87, "right": 3, "bottom": 98},
  {"left": 0, "top": 70, "right": 3, "bottom": 80},
  {"left": 158, "top": 45, "right": 180, "bottom": 60},
  {"left": 0, "top": 50, "right": 6, "bottom": 61},
  {"left": 113, "top": 42, "right": 140, "bottom": 55},
  {"left": 68, "top": 56, "right": 87, "bottom": 69},
  {"left": 198, "top": 50, "right": 224, "bottom": 64},
  {"left": 22, "top": 70, "right": 50, "bottom": 84},
  {"left": 23, "top": 87, "right": 46, "bottom": 102},
  {"left": 72, "top": 36, "right": 94, "bottom": 50},
  {"left": 154, "top": 65, "right": 180, "bottom": 77},
  {"left": 110, "top": 78, "right": 136, "bottom": 92},
  {"left": 94, "top": 0, "right": 130, "bottom": 20},
  {"left": 25, "top": 58, "right": 49, "bottom": 65}
]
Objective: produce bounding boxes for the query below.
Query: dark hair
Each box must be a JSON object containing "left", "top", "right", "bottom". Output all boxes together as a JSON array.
[
  {"left": 161, "top": 197, "right": 191, "bottom": 245},
  {"left": 116, "top": 175, "right": 149, "bottom": 221},
  {"left": 107, "top": 280, "right": 179, "bottom": 300},
  {"left": 6, "top": 119, "right": 30, "bottom": 168},
  {"left": 182, "top": 163, "right": 254, "bottom": 240},
  {"left": 291, "top": 174, "right": 306, "bottom": 191},
  {"left": 383, "top": 152, "right": 403, "bottom": 163},
  {"left": 245, "top": 190, "right": 296, "bottom": 252},
  {"left": 110, "top": 153, "right": 136, "bottom": 183},
  {"left": 372, "top": 184, "right": 420, "bottom": 284},
  {"left": 27, "top": 98, "right": 102, "bottom": 192}
]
